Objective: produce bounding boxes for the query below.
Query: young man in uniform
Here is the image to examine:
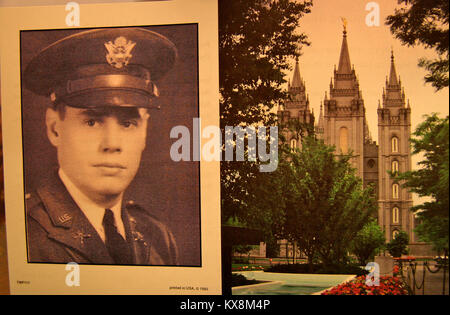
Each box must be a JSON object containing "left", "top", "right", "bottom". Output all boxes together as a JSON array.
[{"left": 23, "top": 28, "right": 179, "bottom": 265}]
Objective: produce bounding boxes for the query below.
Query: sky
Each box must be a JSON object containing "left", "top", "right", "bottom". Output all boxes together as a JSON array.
[{"left": 288, "top": 0, "right": 449, "bottom": 141}]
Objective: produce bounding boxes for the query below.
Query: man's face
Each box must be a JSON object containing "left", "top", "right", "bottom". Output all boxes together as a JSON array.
[{"left": 46, "top": 105, "right": 149, "bottom": 204}]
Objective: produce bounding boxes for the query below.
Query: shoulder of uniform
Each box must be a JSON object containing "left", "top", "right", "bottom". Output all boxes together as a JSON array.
[
  {"left": 25, "top": 191, "right": 54, "bottom": 232},
  {"left": 25, "top": 191, "right": 43, "bottom": 213}
]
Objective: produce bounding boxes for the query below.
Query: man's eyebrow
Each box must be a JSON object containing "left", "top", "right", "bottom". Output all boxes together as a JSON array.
[
  {"left": 79, "top": 109, "right": 109, "bottom": 118},
  {"left": 80, "top": 108, "right": 144, "bottom": 119}
]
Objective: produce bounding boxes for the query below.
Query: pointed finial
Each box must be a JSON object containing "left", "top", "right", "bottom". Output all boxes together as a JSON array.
[
  {"left": 391, "top": 46, "right": 394, "bottom": 61},
  {"left": 341, "top": 17, "right": 347, "bottom": 34}
]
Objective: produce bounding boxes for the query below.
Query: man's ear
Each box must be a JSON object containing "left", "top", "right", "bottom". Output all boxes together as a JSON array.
[{"left": 45, "top": 107, "right": 61, "bottom": 147}]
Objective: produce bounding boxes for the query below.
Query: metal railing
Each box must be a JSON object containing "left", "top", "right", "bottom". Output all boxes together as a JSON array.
[{"left": 397, "top": 257, "right": 448, "bottom": 295}]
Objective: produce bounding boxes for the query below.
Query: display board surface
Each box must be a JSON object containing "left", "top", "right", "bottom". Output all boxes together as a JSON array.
[{"left": 0, "top": 0, "right": 220, "bottom": 294}]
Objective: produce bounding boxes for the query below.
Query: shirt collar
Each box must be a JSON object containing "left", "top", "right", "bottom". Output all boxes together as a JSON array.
[{"left": 58, "top": 168, "right": 125, "bottom": 242}]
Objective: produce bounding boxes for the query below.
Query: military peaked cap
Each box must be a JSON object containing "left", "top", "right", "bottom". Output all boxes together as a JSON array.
[{"left": 24, "top": 27, "right": 177, "bottom": 108}]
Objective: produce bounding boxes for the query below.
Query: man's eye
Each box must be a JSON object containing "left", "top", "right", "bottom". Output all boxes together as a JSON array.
[
  {"left": 85, "top": 119, "right": 97, "bottom": 127},
  {"left": 121, "top": 120, "right": 138, "bottom": 128}
]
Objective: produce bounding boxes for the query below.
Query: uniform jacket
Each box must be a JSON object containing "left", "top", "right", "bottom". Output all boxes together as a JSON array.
[{"left": 26, "top": 172, "right": 179, "bottom": 265}]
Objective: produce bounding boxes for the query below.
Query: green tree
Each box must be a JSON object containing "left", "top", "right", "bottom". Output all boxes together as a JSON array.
[
  {"left": 219, "top": 0, "right": 313, "bottom": 224},
  {"left": 278, "top": 137, "right": 377, "bottom": 270},
  {"left": 386, "top": 230, "right": 410, "bottom": 258},
  {"left": 393, "top": 113, "right": 449, "bottom": 252},
  {"left": 351, "top": 219, "right": 386, "bottom": 265},
  {"left": 386, "top": 0, "right": 449, "bottom": 90}
]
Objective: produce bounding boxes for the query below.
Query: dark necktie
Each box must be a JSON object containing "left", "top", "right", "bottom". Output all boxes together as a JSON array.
[{"left": 102, "top": 209, "right": 133, "bottom": 264}]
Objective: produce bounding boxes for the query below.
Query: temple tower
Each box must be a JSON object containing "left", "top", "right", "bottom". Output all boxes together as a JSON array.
[
  {"left": 377, "top": 50, "right": 415, "bottom": 242},
  {"left": 322, "top": 24, "right": 370, "bottom": 179}
]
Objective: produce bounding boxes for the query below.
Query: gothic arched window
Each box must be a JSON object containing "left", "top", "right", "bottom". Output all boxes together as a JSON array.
[
  {"left": 393, "top": 207, "right": 399, "bottom": 224},
  {"left": 339, "top": 127, "right": 349, "bottom": 154},
  {"left": 392, "top": 229, "right": 400, "bottom": 240},
  {"left": 392, "top": 160, "right": 399, "bottom": 173},
  {"left": 391, "top": 136, "right": 399, "bottom": 153},
  {"left": 392, "top": 183, "right": 399, "bottom": 199}
]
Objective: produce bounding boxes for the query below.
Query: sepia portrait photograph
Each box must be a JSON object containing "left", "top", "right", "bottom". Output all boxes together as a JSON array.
[{"left": 20, "top": 24, "right": 201, "bottom": 267}]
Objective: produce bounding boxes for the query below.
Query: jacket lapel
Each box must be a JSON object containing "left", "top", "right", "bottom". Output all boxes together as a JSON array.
[
  {"left": 32, "top": 172, "right": 114, "bottom": 264},
  {"left": 122, "top": 207, "right": 150, "bottom": 264}
]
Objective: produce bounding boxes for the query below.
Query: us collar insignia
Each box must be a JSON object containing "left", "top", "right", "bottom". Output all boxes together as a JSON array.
[{"left": 104, "top": 36, "right": 136, "bottom": 69}]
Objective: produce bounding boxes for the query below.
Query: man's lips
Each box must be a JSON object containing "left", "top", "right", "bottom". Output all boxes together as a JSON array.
[{"left": 93, "top": 163, "right": 126, "bottom": 169}]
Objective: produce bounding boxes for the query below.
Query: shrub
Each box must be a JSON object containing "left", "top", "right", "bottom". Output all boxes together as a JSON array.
[
  {"left": 351, "top": 219, "right": 386, "bottom": 265},
  {"left": 386, "top": 230, "right": 409, "bottom": 257},
  {"left": 231, "top": 273, "right": 261, "bottom": 287}
]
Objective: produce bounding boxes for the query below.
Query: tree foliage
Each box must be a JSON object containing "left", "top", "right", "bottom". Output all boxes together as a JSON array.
[
  {"left": 219, "top": 0, "right": 313, "bottom": 223},
  {"left": 281, "top": 138, "right": 377, "bottom": 268},
  {"left": 245, "top": 137, "right": 377, "bottom": 270},
  {"left": 393, "top": 113, "right": 449, "bottom": 252},
  {"left": 351, "top": 219, "right": 386, "bottom": 265},
  {"left": 386, "top": 0, "right": 449, "bottom": 90}
]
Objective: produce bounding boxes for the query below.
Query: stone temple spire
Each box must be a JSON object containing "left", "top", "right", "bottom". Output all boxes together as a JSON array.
[
  {"left": 337, "top": 18, "right": 352, "bottom": 74},
  {"left": 383, "top": 49, "right": 404, "bottom": 107},
  {"left": 388, "top": 48, "right": 399, "bottom": 86},
  {"left": 291, "top": 57, "right": 304, "bottom": 89},
  {"left": 287, "top": 57, "right": 307, "bottom": 105},
  {"left": 278, "top": 56, "right": 314, "bottom": 130}
]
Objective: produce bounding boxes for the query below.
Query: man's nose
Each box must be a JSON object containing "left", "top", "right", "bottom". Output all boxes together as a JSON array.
[{"left": 100, "top": 119, "right": 123, "bottom": 153}]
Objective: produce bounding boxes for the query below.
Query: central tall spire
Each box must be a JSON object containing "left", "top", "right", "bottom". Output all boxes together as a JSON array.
[
  {"left": 337, "top": 19, "right": 352, "bottom": 74},
  {"left": 388, "top": 48, "right": 399, "bottom": 86}
]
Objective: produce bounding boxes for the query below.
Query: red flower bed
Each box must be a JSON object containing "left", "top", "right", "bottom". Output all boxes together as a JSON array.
[
  {"left": 231, "top": 265, "right": 265, "bottom": 271},
  {"left": 321, "top": 275, "right": 409, "bottom": 295}
]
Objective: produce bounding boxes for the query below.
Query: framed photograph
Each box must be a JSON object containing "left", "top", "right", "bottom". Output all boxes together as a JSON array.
[{"left": 1, "top": 0, "right": 220, "bottom": 294}]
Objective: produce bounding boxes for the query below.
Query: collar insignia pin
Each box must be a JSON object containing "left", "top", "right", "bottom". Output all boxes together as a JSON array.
[
  {"left": 58, "top": 213, "right": 72, "bottom": 224},
  {"left": 104, "top": 36, "right": 136, "bottom": 69},
  {"left": 72, "top": 232, "right": 91, "bottom": 246}
]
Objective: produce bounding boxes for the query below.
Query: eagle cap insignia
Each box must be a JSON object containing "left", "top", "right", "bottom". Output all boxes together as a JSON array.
[{"left": 104, "top": 36, "right": 136, "bottom": 69}]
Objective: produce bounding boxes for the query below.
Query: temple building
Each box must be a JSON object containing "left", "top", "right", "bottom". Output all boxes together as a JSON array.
[{"left": 276, "top": 24, "right": 429, "bottom": 255}]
